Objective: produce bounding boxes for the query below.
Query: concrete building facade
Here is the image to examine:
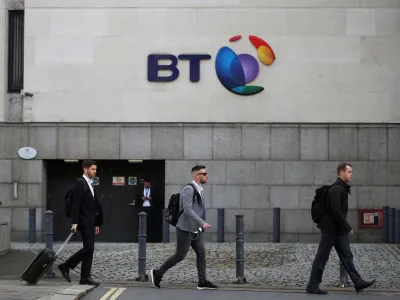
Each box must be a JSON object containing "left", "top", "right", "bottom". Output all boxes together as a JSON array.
[{"left": 0, "top": 0, "right": 399, "bottom": 242}]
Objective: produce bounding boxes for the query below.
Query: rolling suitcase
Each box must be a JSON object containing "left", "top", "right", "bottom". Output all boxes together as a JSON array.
[{"left": 21, "top": 232, "right": 74, "bottom": 285}]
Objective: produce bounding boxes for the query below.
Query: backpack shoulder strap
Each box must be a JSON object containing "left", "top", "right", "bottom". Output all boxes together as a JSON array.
[
  {"left": 185, "top": 183, "right": 199, "bottom": 203},
  {"left": 76, "top": 177, "right": 87, "bottom": 192},
  {"left": 325, "top": 182, "right": 340, "bottom": 212}
]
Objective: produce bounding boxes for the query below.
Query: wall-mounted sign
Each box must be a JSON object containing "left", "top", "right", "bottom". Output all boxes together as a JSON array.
[
  {"left": 358, "top": 209, "right": 383, "bottom": 229},
  {"left": 112, "top": 176, "right": 125, "bottom": 186},
  {"left": 147, "top": 35, "right": 275, "bottom": 96},
  {"left": 92, "top": 177, "right": 99, "bottom": 186},
  {"left": 17, "top": 147, "right": 38, "bottom": 160},
  {"left": 139, "top": 178, "right": 144, "bottom": 184},
  {"left": 128, "top": 177, "right": 137, "bottom": 185}
]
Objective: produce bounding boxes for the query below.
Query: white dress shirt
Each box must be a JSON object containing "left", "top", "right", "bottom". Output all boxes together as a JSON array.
[
  {"left": 82, "top": 175, "right": 94, "bottom": 197},
  {"left": 143, "top": 187, "right": 151, "bottom": 207}
]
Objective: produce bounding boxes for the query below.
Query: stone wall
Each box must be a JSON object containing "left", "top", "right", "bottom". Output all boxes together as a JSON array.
[
  {"left": 0, "top": 123, "right": 399, "bottom": 242},
  {"left": 0, "top": 222, "right": 10, "bottom": 254},
  {"left": 22, "top": 0, "right": 400, "bottom": 123}
]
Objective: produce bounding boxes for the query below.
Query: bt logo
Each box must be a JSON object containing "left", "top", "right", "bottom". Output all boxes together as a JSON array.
[
  {"left": 215, "top": 35, "right": 275, "bottom": 96},
  {"left": 147, "top": 35, "right": 275, "bottom": 96},
  {"left": 147, "top": 54, "right": 211, "bottom": 83}
]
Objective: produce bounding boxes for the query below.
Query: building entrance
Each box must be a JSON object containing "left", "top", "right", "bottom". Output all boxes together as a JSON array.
[{"left": 46, "top": 160, "right": 165, "bottom": 242}]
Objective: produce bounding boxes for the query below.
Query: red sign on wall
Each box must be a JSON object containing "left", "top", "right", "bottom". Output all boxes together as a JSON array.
[{"left": 358, "top": 209, "right": 383, "bottom": 229}]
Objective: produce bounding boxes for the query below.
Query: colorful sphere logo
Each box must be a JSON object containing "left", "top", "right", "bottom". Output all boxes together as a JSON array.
[{"left": 215, "top": 35, "right": 276, "bottom": 96}]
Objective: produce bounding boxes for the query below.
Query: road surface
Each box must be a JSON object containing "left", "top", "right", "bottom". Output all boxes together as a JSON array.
[{"left": 83, "top": 286, "right": 399, "bottom": 300}]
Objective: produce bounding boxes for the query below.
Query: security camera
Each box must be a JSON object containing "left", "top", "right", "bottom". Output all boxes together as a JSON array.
[{"left": 24, "top": 92, "right": 34, "bottom": 97}]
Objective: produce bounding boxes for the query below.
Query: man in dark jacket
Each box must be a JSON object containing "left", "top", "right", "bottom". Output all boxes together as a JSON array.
[
  {"left": 58, "top": 159, "right": 103, "bottom": 286},
  {"left": 306, "top": 163, "right": 376, "bottom": 295},
  {"left": 135, "top": 179, "right": 158, "bottom": 242}
]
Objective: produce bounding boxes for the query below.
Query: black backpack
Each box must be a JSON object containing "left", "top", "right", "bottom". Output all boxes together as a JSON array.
[
  {"left": 311, "top": 184, "right": 333, "bottom": 224},
  {"left": 166, "top": 183, "right": 198, "bottom": 227},
  {"left": 64, "top": 178, "right": 86, "bottom": 218}
]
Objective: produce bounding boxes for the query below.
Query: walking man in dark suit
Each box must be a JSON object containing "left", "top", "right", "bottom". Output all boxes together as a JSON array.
[
  {"left": 58, "top": 159, "right": 103, "bottom": 286},
  {"left": 135, "top": 179, "right": 158, "bottom": 242}
]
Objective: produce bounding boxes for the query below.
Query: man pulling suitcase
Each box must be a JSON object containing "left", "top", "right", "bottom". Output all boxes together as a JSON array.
[{"left": 58, "top": 159, "right": 103, "bottom": 286}]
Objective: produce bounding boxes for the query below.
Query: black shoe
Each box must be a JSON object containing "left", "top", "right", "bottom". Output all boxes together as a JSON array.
[
  {"left": 58, "top": 264, "right": 71, "bottom": 283},
  {"left": 197, "top": 280, "right": 218, "bottom": 290},
  {"left": 306, "top": 287, "right": 328, "bottom": 295},
  {"left": 355, "top": 279, "right": 376, "bottom": 293},
  {"left": 79, "top": 277, "right": 100, "bottom": 287},
  {"left": 150, "top": 269, "right": 162, "bottom": 289}
]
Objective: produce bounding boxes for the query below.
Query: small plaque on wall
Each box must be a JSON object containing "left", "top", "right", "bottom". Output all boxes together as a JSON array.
[
  {"left": 128, "top": 177, "right": 137, "bottom": 185},
  {"left": 92, "top": 177, "right": 99, "bottom": 186},
  {"left": 112, "top": 177, "right": 125, "bottom": 186}
]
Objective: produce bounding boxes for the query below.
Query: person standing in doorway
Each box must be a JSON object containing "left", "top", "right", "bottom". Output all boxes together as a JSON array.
[
  {"left": 135, "top": 179, "right": 157, "bottom": 242},
  {"left": 58, "top": 159, "right": 103, "bottom": 286},
  {"left": 306, "top": 163, "right": 376, "bottom": 294},
  {"left": 150, "top": 165, "right": 217, "bottom": 290}
]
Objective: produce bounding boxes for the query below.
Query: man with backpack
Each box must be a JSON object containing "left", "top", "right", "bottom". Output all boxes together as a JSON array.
[
  {"left": 58, "top": 159, "right": 103, "bottom": 286},
  {"left": 150, "top": 165, "right": 217, "bottom": 290},
  {"left": 307, "top": 163, "right": 376, "bottom": 295}
]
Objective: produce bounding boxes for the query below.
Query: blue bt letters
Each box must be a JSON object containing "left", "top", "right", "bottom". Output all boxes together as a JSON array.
[{"left": 147, "top": 54, "right": 211, "bottom": 82}]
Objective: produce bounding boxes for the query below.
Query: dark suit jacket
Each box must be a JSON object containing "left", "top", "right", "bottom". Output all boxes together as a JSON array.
[
  {"left": 71, "top": 178, "right": 103, "bottom": 228},
  {"left": 135, "top": 186, "right": 158, "bottom": 210}
]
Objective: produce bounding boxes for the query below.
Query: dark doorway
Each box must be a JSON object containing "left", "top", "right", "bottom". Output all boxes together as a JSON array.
[{"left": 46, "top": 160, "right": 165, "bottom": 243}]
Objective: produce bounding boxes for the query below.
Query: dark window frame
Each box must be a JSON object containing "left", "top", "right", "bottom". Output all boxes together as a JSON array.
[{"left": 8, "top": 10, "right": 24, "bottom": 93}]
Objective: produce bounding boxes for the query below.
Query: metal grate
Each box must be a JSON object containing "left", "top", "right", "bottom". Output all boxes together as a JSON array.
[{"left": 8, "top": 10, "right": 24, "bottom": 93}]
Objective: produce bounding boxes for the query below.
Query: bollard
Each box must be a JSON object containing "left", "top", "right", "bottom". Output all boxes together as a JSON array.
[
  {"left": 136, "top": 212, "right": 148, "bottom": 282},
  {"left": 29, "top": 208, "right": 36, "bottom": 243},
  {"left": 338, "top": 261, "right": 351, "bottom": 288},
  {"left": 234, "top": 214, "right": 246, "bottom": 284},
  {"left": 273, "top": 207, "right": 280, "bottom": 243},
  {"left": 389, "top": 208, "right": 395, "bottom": 244},
  {"left": 217, "top": 208, "right": 225, "bottom": 243},
  {"left": 44, "top": 210, "right": 55, "bottom": 278},
  {"left": 162, "top": 209, "right": 169, "bottom": 243},
  {"left": 383, "top": 206, "right": 389, "bottom": 243},
  {"left": 395, "top": 209, "right": 400, "bottom": 245}
]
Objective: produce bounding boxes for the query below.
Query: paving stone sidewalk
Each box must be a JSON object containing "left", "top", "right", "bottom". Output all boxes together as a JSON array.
[
  {"left": 0, "top": 279, "right": 94, "bottom": 300},
  {"left": 12, "top": 242, "right": 400, "bottom": 290}
]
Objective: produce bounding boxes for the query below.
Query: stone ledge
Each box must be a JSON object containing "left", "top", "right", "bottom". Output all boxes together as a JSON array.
[
  {"left": 23, "top": 0, "right": 400, "bottom": 9},
  {"left": 36, "top": 285, "right": 96, "bottom": 300}
]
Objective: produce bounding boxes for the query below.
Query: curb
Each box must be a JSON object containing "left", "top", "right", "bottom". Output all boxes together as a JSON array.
[
  {"left": 101, "top": 281, "right": 400, "bottom": 295},
  {"left": 37, "top": 285, "right": 96, "bottom": 300}
]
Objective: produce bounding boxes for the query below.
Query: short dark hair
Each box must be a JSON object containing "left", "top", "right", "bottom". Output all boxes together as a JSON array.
[
  {"left": 337, "top": 163, "right": 352, "bottom": 175},
  {"left": 144, "top": 179, "right": 151, "bottom": 183},
  {"left": 191, "top": 165, "right": 206, "bottom": 173},
  {"left": 82, "top": 159, "right": 96, "bottom": 171}
]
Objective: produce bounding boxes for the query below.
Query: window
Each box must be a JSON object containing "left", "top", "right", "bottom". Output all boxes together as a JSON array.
[{"left": 8, "top": 10, "right": 24, "bottom": 93}]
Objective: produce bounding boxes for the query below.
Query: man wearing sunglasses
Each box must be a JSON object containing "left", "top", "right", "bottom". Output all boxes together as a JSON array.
[{"left": 151, "top": 165, "right": 217, "bottom": 290}]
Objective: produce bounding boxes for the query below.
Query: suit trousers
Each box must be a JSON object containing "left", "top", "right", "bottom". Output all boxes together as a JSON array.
[
  {"left": 64, "top": 226, "right": 95, "bottom": 279},
  {"left": 158, "top": 226, "right": 206, "bottom": 281},
  {"left": 307, "top": 232, "right": 362, "bottom": 289}
]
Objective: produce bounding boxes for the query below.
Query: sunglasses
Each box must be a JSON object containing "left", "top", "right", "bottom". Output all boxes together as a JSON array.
[{"left": 197, "top": 172, "right": 208, "bottom": 176}]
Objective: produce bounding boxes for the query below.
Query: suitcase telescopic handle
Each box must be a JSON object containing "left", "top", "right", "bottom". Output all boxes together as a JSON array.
[{"left": 55, "top": 232, "right": 75, "bottom": 258}]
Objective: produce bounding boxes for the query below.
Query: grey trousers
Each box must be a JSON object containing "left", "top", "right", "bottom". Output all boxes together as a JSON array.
[{"left": 158, "top": 226, "right": 206, "bottom": 281}]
